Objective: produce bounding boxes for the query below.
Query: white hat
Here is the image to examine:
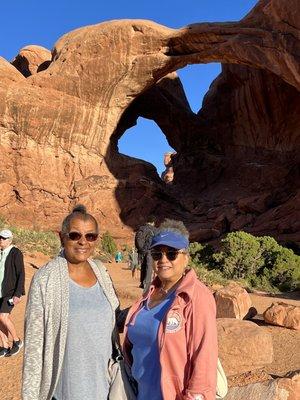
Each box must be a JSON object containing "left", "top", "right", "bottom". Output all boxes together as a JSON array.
[{"left": 0, "top": 229, "right": 13, "bottom": 239}]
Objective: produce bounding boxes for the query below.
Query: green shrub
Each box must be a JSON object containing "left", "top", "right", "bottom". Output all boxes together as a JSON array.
[
  {"left": 0, "top": 215, "right": 8, "bottom": 229},
  {"left": 269, "top": 247, "right": 300, "bottom": 291},
  {"left": 101, "top": 231, "right": 117, "bottom": 256},
  {"left": 191, "top": 264, "right": 228, "bottom": 287},
  {"left": 189, "top": 231, "right": 300, "bottom": 292},
  {"left": 11, "top": 228, "right": 60, "bottom": 256},
  {"left": 189, "top": 242, "right": 228, "bottom": 286},
  {"left": 0, "top": 215, "right": 60, "bottom": 256},
  {"left": 189, "top": 242, "right": 215, "bottom": 269},
  {"left": 214, "top": 231, "right": 264, "bottom": 279}
]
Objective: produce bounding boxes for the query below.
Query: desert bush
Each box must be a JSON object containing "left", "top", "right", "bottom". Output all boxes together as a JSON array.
[
  {"left": 12, "top": 228, "right": 60, "bottom": 256},
  {"left": 189, "top": 231, "right": 300, "bottom": 292},
  {"left": 101, "top": 231, "right": 117, "bottom": 256},
  {"left": 214, "top": 231, "right": 264, "bottom": 279},
  {"left": 0, "top": 215, "right": 8, "bottom": 229},
  {"left": 189, "top": 242, "right": 228, "bottom": 286},
  {"left": 267, "top": 247, "right": 300, "bottom": 291},
  {"left": 0, "top": 215, "right": 60, "bottom": 256},
  {"left": 189, "top": 242, "right": 215, "bottom": 269},
  {"left": 191, "top": 264, "right": 228, "bottom": 287}
]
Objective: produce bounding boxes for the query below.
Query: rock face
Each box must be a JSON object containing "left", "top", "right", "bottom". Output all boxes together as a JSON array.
[
  {"left": 215, "top": 283, "right": 255, "bottom": 320},
  {"left": 217, "top": 318, "right": 273, "bottom": 376},
  {"left": 11, "top": 45, "right": 51, "bottom": 77},
  {"left": 263, "top": 302, "right": 300, "bottom": 330},
  {"left": 161, "top": 152, "right": 175, "bottom": 184},
  {"left": 0, "top": 0, "right": 299, "bottom": 244}
]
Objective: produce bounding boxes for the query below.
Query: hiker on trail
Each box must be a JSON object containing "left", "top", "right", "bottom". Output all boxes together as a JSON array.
[
  {"left": 128, "top": 246, "right": 139, "bottom": 278},
  {"left": 0, "top": 229, "right": 25, "bottom": 358},
  {"left": 115, "top": 250, "right": 123, "bottom": 263},
  {"left": 22, "top": 205, "right": 127, "bottom": 400},
  {"left": 134, "top": 216, "right": 156, "bottom": 292},
  {"left": 123, "top": 219, "right": 218, "bottom": 400}
]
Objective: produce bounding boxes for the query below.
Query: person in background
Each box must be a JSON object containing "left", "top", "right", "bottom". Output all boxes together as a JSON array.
[
  {"left": 115, "top": 250, "right": 123, "bottom": 263},
  {"left": 128, "top": 246, "right": 139, "bottom": 278},
  {"left": 134, "top": 216, "right": 156, "bottom": 291},
  {"left": 124, "top": 219, "right": 218, "bottom": 400},
  {"left": 22, "top": 205, "right": 122, "bottom": 400},
  {"left": 0, "top": 228, "right": 25, "bottom": 357}
]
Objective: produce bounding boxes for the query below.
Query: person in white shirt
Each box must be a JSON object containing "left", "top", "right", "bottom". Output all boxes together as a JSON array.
[{"left": 0, "top": 229, "right": 25, "bottom": 357}]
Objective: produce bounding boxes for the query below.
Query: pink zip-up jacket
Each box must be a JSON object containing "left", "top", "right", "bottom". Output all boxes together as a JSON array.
[{"left": 123, "top": 268, "right": 218, "bottom": 400}]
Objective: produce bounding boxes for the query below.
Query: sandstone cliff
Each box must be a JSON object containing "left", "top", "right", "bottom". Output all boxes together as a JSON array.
[{"left": 0, "top": 0, "right": 299, "bottom": 244}]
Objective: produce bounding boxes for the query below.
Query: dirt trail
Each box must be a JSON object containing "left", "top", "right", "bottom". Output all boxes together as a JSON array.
[{"left": 0, "top": 257, "right": 299, "bottom": 400}]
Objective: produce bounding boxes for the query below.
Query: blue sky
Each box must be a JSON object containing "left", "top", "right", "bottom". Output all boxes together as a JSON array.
[{"left": 1, "top": 0, "right": 258, "bottom": 174}]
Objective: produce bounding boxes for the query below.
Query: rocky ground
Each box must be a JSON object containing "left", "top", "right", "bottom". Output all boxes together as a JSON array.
[{"left": 0, "top": 253, "right": 299, "bottom": 400}]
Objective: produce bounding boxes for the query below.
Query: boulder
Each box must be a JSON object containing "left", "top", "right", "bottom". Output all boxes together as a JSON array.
[
  {"left": 215, "top": 282, "right": 255, "bottom": 320},
  {"left": 11, "top": 45, "right": 51, "bottom": 77},
  {"left": 237, "top": 193, "right": 272, "bottom": 214},
  {"left": 161, "top": 152, "right": 176, "bottom": 184},
  {"left": 161, "top": 166, "right": 174, "bottom": 184},
  {"left": 276, "top": 371, "right": 300, "bottom": 400},
  {"left": 217, "top": 318, "right": 273, "bottom": 376},
  {"left": 230, "top": 214, "right": 254, "bottom": 231},
  {"left": 225, "top": 372, "right": 300, "bottom": 400},
  {"left": 263, "top": 302, "right": 300, "bottom": 330}
]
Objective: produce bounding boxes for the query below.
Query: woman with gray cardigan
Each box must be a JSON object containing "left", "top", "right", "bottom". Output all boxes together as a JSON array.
[{"left": 22, "top": 205, "right": 121, "bottom": 400}]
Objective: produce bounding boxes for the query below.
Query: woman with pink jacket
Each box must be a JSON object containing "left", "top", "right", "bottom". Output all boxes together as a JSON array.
[{"left": 123, "top": 219, "right": 218, "bottom": 400}]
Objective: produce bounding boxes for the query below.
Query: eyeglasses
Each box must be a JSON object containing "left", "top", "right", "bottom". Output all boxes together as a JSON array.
[
  {"left": 0, "top": 237, "right": 9, "bottom": 241},
  {"left": 150, "top": 250, "right": 187, "bottom": 261},
  {"left": 65, "top": 232, "right": 99, "bottom": 242}
]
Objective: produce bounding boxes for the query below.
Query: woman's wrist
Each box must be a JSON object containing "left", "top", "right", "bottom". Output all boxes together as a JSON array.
[{"left": 185, "top": 393, "right": 205, "bottom": 400}]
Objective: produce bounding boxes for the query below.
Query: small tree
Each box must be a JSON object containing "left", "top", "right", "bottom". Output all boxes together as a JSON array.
[
  {"left": 214, "top": 231, "right": 263, "bottom": 279},
  {"left": 101, "top": 231, "right": 117, "bottom": 256}
]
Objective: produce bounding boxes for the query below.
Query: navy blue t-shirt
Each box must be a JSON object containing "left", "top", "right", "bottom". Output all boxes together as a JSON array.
[{"left": 127, "top": 291, "right": 175, "bottom": 400}]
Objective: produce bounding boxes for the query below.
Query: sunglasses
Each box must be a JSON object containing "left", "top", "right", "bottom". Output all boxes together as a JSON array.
[
  {"left": 150, "top": 250, "right": 187, "bottom": 261},
  {"left": 0, "top": 236, "right": 9, "bottom": 240},
  {"left": 65, "top": 232, "right": 99, "bottom": 242}
]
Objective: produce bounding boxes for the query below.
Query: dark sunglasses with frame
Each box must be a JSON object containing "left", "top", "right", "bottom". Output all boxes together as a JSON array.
[
  {"left": 0, "top": 236, "right": 10, "bottom": 240},
  {"left": 150, "top": 249, "right": 187, "bottom": 261},
  {"left": 65, "top": 231, "right": 99, "bottom": 242}
]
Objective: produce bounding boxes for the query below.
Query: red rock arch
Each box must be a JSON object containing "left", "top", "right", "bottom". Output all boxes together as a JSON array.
[{"left": 0, "top": 0, "right": 299, "bottom": 244}]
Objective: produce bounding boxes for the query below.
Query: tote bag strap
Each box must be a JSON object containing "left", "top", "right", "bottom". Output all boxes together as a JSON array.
[{"left": 216, "top": 358, "right": 228, "bottom": 399}]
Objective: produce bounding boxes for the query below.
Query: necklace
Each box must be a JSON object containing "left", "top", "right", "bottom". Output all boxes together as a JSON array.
[
  {"left": 158, "top": 286, "right": 169, "bottom": 295},
  {"left": 149, "top": 274, "right": 185, "bottom": 308},
  {"left": 158, "top": 274, "right": 184, "bottom": 295}
]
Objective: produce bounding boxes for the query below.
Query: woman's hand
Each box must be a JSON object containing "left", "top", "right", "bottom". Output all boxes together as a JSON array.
[
  {"left": 185, "top": 394, "right": 205, "bottom": 400},
  {"left": 12, "top": 296, "right": 21, "bottom": 305}
]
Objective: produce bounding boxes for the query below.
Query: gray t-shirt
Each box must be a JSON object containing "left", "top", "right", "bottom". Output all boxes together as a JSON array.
[{"left": 53, "top": 278, "right": 113, "bottom": 400}]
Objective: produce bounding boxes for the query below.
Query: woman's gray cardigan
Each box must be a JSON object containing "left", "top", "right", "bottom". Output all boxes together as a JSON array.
[{"left": 22, "top": 254, "right": 119, "bottom": 400}]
